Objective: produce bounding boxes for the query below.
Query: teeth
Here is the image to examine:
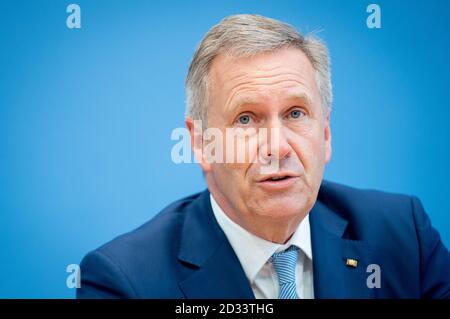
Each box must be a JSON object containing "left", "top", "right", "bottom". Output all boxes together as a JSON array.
[{"left": 270, "top": 176, "right": 285, "bottom": 181}]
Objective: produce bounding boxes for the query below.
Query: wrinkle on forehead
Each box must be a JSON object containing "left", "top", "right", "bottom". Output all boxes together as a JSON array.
[
  {"left": 209, "top": 48, "right": 318, "bottom": 117},
  {"left": 208, "top": 48, "right": 319, "bottom": 115},
  {"left": 225, "top": 85, "right": 314, "bottom": 115}
]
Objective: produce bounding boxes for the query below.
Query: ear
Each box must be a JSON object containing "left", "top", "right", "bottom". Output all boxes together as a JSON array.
[
  {"left": 324, "top": 112, "right": 332, "bottom": 164},
  {"left": 185, "top": 118, "right": 212, "bottom": 172}
]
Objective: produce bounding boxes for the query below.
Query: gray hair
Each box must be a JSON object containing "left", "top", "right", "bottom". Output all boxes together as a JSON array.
[{"left": 185, "top": 14, "right": 332, "bottom": 124}]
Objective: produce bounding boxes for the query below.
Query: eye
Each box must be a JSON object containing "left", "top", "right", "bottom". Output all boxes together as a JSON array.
[
  {"left": 289, "top": 109, "right": 304, "bottom": 119},
  {"left": 237, "top": 114, "right": 251, "bottom": 125}
]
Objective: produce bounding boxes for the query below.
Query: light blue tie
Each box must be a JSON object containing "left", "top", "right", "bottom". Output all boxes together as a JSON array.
[{"left": 271, "top": 245, "right": 299, "bottom": 299}]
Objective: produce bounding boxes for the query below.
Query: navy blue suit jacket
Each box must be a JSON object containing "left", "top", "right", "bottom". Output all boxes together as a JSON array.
[{"left": 77, "top": 181, "right": 450, "bottom": 298}]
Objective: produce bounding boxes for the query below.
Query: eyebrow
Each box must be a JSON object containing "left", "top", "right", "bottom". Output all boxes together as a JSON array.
[
  {"left": 227, "top": 96, "right": 260, "bottom": 113},
  {"left": 227, "top": 90, "right": 313, "bottom": 114},
  {"left": 285, "top": 91, "right": 313, "bottom": 107}
]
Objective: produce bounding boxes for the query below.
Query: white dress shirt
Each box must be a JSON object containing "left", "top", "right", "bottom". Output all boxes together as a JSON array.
[{"left": 210, "top": 194, "right": 314, "bottom": 299}]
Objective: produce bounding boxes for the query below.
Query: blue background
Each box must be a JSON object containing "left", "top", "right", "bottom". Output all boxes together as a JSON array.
[{"left": 0, "top": 0, "right": 449, "bottom": 298}]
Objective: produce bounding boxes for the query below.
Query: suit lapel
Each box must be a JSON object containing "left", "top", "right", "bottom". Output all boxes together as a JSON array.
[
  {"left": 177, "top": 190, "right": 255, "bottom": 299},
  {"left": 177, "top": 188, "right": 375, "bottom": 299},
  {"left": 310, "top": 200, "right": 375, "bottom": 298}
]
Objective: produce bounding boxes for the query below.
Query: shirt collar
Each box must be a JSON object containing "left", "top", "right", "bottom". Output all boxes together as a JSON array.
[{"left": 210, "top": 193, "right": 313, "bottom": 283}]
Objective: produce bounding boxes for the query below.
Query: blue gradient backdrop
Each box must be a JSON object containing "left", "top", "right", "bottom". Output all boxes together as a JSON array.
[{"left": 0, "top": 0, "right": 449, "bottom": 298}]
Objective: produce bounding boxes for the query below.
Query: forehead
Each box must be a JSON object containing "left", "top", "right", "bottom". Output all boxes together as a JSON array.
[{"left": 208, "top": 47, "right": 318, "bottom": 103}]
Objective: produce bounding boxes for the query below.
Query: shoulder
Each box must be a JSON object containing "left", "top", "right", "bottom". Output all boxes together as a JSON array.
[
  {"left": 320, "top": 179, "right": 414, "bottom": 207},
  {"left": 78, "top": 190, "right": 207, "bottom": 298},
  {"left": 317, "top": 180, "right": 422, "bottom": 243},
  {"left": 319, "top": 180, "right": 416, "bottom": 221},
  {"left": 97, "top": 191, "right": 203, "bottom": 256}
]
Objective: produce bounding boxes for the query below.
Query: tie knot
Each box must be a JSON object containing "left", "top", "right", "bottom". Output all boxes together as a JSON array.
[{"left": 271, "top": 245, "right": 299, "bottom": 285}]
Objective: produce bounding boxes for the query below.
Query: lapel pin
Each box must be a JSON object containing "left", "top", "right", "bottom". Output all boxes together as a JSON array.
[{"left": 346, "top": 258, "right": 358, "bottom": 268}]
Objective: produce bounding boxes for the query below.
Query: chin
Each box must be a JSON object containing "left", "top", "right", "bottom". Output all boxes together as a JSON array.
[{"left": 255, "top": 196, "right": 311, "bottom": 221}]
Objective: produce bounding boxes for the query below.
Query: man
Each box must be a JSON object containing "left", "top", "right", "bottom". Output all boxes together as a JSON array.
[{"left": 77, "top": 14, "right": 450, "bottom": 299}]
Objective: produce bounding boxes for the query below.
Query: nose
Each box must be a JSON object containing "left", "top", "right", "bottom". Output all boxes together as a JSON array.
[{"left": 259, "top": 118, "right": 291, "bottom": 162}]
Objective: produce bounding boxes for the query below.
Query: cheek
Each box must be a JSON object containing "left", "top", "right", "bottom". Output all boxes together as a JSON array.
[
  {"left": 214, "top": 163, "right": 249, "bottom": 185},
  {"left": 211, "top": 163, "right": 252, "bottom": 205},
  {"left": 290, "top": 127, "right": 326, "bottom": 168}
]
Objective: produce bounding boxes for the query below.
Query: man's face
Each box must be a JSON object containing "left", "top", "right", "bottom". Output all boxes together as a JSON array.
[{"left": 192, "top": 47, "right": 331, "bottom": 228}]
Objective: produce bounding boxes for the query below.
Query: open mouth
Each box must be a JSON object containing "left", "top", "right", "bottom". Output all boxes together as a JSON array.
[
  {"left": 265, "top": 175, "right": 292, "bottom": 182},
  {"left": 257, "top": 173, "right": 299, "bottom": 188},
  {"left": 257, "top": 174, "right": 298, "bottom": 189}
]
